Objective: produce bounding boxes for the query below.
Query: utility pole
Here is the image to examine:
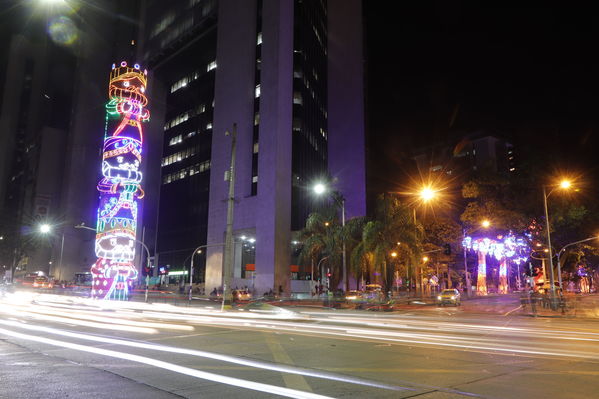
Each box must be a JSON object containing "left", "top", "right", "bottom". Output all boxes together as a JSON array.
[
  {"left": 542, "top": 186, "right": 556, "bottom": 306},
  {"left": 463, "top": 230, "right": 472, "bottom": 297},
  {"left": 222, "top": 124, "right": 237, "bottom": 310}
]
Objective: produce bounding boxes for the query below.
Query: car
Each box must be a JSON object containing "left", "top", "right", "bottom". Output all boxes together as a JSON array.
[
  {"left": 32, "top": 276, "right": 54, "bottom": 289},
  {"left": 345, "top": 290, "right": 362, "bottom": 301},
  {"left": 437, "top": 289, "right": 461, "bottom": 306},
  {"left": 233, "top": 289, "right": 251, "bottom": 301}
]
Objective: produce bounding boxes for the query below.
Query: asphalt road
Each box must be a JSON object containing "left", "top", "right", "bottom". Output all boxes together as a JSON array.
[{"left": 1, "top": 292, "right": 599, "bottom": 399}]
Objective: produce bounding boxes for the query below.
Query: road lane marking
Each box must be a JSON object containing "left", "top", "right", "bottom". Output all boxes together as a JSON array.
[
  {"left": 0, "top": 326, "right": 333, "bottom": 399},
  {"left": 0, "top": 319, "right": 412, "bottom": 393},
  {"left": 266, "top": 334, "right": 313, "bottom": 392}
]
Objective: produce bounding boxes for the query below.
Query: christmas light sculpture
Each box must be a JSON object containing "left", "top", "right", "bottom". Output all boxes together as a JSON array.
[
  {"left": 462, "top": 234, "right": 529, "bottom": 295},
  {"left": 91, "top": 61, "right": 149, "bottom": 300}
]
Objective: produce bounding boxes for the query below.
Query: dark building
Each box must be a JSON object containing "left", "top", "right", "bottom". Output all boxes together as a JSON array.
[
  {"left": 141, "top": 0, "right": 366, "bottom": 295},
  {"left": 0, "top": 26, "right": 75, "bottom": 278},
  {"left": 412, "top": 133, "right": 516, "bottom": 179}
]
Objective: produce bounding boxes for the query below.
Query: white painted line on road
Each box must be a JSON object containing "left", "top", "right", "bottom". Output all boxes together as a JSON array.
[
  {"left": 0, "top": 326, "right": 333, "bottom": 399},
  {"left": 0, "top": 319, "right": 413, "bottom": 393}
]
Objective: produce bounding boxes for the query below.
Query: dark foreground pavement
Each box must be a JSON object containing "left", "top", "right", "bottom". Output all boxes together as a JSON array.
[
  {"left": 2, "top": 293, "right": 599, "bottom": 398},
  {"left": 0, "top": 339, "right": 181, "bottom": 399}
]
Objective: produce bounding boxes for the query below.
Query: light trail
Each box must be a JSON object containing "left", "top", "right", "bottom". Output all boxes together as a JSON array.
[
  {"left": 0, "top": 319, "right": 413, "bottom": 393},
  {"left": 3, "top": 294, "right": 599, "bottom": 361},
  {"left": 0, "top": 326, "right": 334, "bottom": 399}
]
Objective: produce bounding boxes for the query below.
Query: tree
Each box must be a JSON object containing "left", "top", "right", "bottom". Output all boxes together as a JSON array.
[
  {"left": 297, "top": 206, "right": 344, "bottom": 289},
  {"left": 358, "top": 195, "right": 422, "bottom": 297}
]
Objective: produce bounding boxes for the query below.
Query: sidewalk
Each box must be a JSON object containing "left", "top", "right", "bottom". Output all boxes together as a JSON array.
[{"left": 0, "top": 339, "right": 179, "bottom": 399}]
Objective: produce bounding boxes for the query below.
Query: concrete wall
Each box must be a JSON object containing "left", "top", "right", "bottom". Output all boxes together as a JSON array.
[{"left": 205, "top": 0, "right": 295, "bottom": 296}]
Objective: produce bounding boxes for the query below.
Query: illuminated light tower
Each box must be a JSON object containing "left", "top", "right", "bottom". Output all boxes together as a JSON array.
[
  {"left": 462, "top": 235, "right": 529, "bottom": 295},
  {"left": 91, "top": 61, "right": 150, "bottom": 300}
]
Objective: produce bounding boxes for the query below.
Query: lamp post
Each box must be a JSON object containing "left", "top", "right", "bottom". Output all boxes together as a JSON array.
[
  {"left": 556, "top": 236, "right": 599, "bottom": 289},
  {"left": 411, "top": 185, "right": 440, "bottom": 296},
  {"left": 222, "top": 124, "right": 238, "bottom": 309},
  {"left": 313, "top": 183, "right": 347, "bottom": 292},
  {"left": 187, "top": 242, "right": 226, "bottom": 302},
  {"left": 542, "top": 179, "right": 573, "bottom": 303},
  {"left": 38, "top": 223, "right": 65, "bottom": 280}
]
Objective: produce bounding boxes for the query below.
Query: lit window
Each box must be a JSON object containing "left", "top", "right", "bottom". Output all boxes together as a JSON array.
[
  {"left": 252, "top": 175, "right": 258, "bottom": 183},
  {"left": 254, "top": 113, "right": 260, "bottom": 126},
  {"left": 255, "top": 84, "right": 261, "bottom": 98},
  {"left": 207, "top": 60, "right": 217, "bottom": 72},
  {"left": 206, "top": 122, "right": 213, "bottom": 130},
  {"left": 293, "top": 91, "right": 303, "bottom": 105},
  {"left": 253, "top": 143, "right": 259, "bottom": 153},
  {"left": 256, "top": 32, "right": 262, "bottom": 45}
]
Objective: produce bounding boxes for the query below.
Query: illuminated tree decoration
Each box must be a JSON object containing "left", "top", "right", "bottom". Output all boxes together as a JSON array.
[
  {"left": 91, "top": 62, "right": 149, "bottom": 300},
  {"left": 462, "top": 234, "right": 529, "bottom": 295}
]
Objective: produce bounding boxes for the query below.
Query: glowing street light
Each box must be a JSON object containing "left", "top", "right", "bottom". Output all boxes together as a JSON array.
[
  {"left": 543, "top": 177, "right": 578, "bottom": 303},
  {"left": 419, "top": 187, "right": 436, "bottom": 202},
  {"left": 559, "top": 180, "right": 571, "bottom": 189},
  {"left": 311, "top": 182, "right": 348, "bottom": 292},
  {"left": 391, "top": 252, "right": 398, "bottom": 258},
  {"left": 422, "top": 256, "right": 429, "bottom": 262},
  {"left": 39, "top": 224, "right": 51, "bottom": 234},
  {"left": 481, "top": 219, "right": 491, "bottom": 228},
  {"left": 313, "top": 183, "right": 326, "bottom": 195}
]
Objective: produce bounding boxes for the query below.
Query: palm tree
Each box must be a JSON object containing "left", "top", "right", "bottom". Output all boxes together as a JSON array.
[
  {"left": 297, "top": 206, "right": 344, "bottom": 289},
  {"left": 359, "top": 195, "right": 423, "bottom": 297}
]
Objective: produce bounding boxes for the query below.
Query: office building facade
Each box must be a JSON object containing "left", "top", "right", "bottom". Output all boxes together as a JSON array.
[{"left": 143, "top": 0, "right": 366, "bottom": 295}]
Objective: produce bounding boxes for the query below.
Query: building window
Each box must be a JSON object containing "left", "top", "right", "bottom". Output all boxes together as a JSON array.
[
  {"left": 207, "top": 60, "right": 217, "bottom": 72},
  {"left": 168, "top": 135, "right": 183, "bottom": 146},
  {"left": 164, "top": 112, "right": 189, "bottom": 130},
  {"left": 253, "top": 143, "right": 259, "bottom": 153},
  {"left": 163, "top": 160, "right": 211, "bottom": 184},
  {"left": 206, "top": 122, "right": 213, "bottom": 130},
  {"left": 256, "top": 32, "right": 262, "bottom": 45},
  {"left": 252, "top": 175, "right": 258, "bottom": 183},
  {"left": 293, "top": 91, "right": 303, "bottom": 105},
  {"left": 255, "top": 84, "right": 261, "bottom": 98},
  {"left": 254, "top": 113, "right": 260, "bottom": 126}
]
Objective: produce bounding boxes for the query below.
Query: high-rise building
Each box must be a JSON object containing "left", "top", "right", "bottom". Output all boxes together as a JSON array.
[
  {"left": 0, "top": 28, "right": 76, "bottom": 278},
  {"left": 413, "top": 133, "right": 516, "bottom": 178},
  {"left": 139, "top": 0, "right": 366, "bottom": 295}
]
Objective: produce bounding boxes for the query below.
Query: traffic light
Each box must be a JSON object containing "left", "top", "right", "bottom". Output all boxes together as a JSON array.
[
  {"left": 444, "top": 244, "right": 451, "bottom": 255},
  {"left": 142, "top": 266, "right": 151, "bottom": 277}
]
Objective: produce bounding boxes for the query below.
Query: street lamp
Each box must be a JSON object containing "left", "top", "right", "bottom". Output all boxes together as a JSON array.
[
  {"left": 542, "top": 178, "right": 574, "bottom": 302},
  {"left": 556, "top": 236, "right": 599, "bottom": 290},
  {"left": 38, "top": 223, "right": 65, "bottom": 280},
  {"left": 411, "top": 184, "right": 440, "bottom": 295},
  {"left": 312, "top": 182, "right": 347, "bottom": 292},
  {"left": 419, "top": 187, "right": 436, "bottom": 202}
]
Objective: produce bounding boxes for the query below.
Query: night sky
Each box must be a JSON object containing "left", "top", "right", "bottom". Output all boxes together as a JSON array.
[
  {"left": 364, "top": 2, "right": 598, "bottom": 194},
  {"left": 1, "top": 2, "right": 597, "bottom": 194}
]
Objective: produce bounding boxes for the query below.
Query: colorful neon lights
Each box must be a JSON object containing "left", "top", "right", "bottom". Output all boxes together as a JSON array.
[
  {"left": 462, "top": 235, "right": 529, "bottom": 295},
  {"left": 91, "top": 62, "right": 149, "bottom": 300}
]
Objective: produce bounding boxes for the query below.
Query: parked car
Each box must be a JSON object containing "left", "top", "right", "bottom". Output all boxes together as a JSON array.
[{"left": 437, "top": 289, "right": 461, "bottom": 306}]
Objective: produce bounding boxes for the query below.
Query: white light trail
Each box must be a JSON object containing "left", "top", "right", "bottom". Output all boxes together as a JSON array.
[
  {"left": 0, "top": 326, "right": 333, "bottom": 399},
  {"left": 0, "top": 319, "right": 411, "bottom": 393}
]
